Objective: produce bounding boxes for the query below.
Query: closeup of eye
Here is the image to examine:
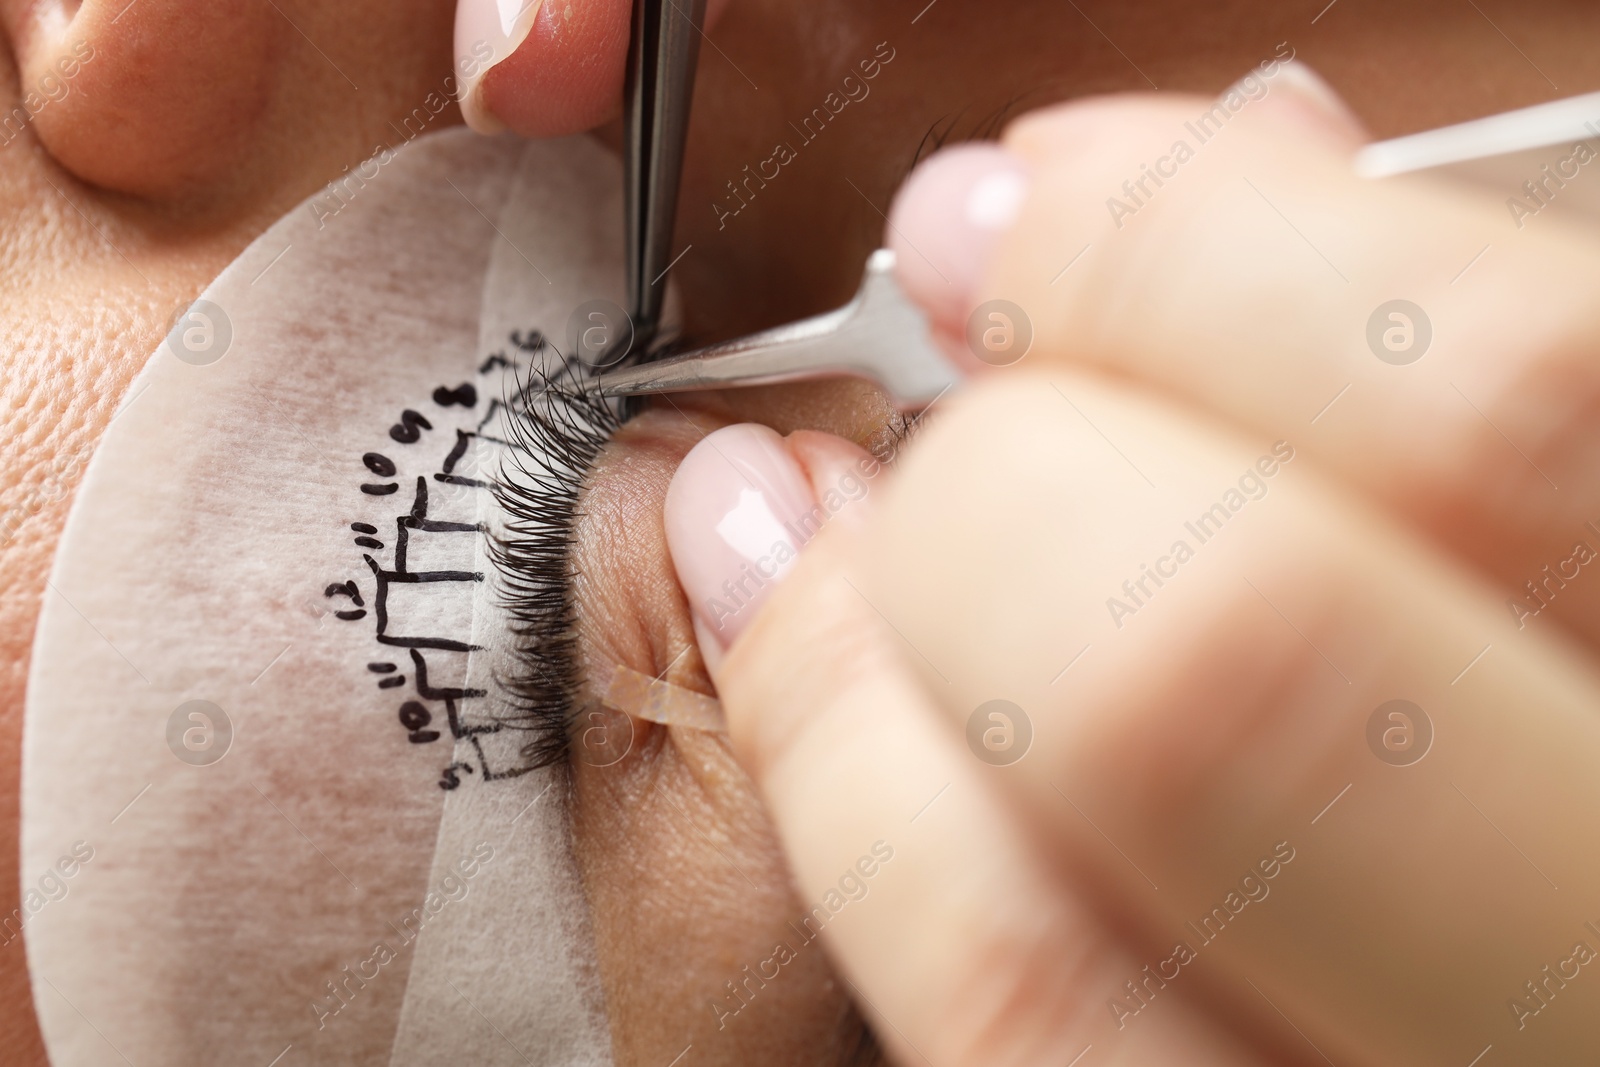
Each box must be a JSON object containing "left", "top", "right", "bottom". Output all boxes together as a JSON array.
[
  {"left": 482, "top": 356, "right": 900, "bottom": 1065},
  {"left": 13, "top": 2, "right": 1600, "bottom": 1066},
  {"left": 0, "top": 54, "right": 900, "bottom": 1052}
]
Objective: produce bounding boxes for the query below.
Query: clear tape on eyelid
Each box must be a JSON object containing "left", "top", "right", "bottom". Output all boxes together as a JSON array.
[{"left": 602, "top": 664, "right": 726, "bottom": 732}]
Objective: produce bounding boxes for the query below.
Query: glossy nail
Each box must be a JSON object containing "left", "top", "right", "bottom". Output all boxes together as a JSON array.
[
  {"left": 886, "top": 142, "right": 1030, "bottom": 331},
  {"left": 1267, "top": 61, "right": 1367, "bottom": 145},
  {"left": 665, "top": 424, "right": 819, "bottom": 655},
  {"left": 454, "top": 0, "right": 547, "bottom": 133}
]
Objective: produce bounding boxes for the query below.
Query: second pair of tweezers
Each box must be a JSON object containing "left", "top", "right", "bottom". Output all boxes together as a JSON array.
[{"left": 614, "top": 62, "right": 1600, "bottom": 410}]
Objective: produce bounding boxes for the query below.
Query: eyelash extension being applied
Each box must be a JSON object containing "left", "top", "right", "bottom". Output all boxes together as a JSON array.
[{"left": 490, "top": 362, "right": 630, "bottom": 771}]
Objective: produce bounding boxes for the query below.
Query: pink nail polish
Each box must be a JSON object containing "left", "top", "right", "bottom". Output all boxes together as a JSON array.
[
  {"left": 454, "top": 0, "right": 547, "bottom": 133},
  {"left": 665, "top": 424, "right": 819, "bottom": 654},
  {"left": 1266, "top": 61, "right": 1367, "bottom": 144},
  {"left": 886, "top": 142, "right": 1029, "bottom": 331}
]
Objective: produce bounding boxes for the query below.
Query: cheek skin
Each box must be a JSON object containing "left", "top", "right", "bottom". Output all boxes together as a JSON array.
[
  {"left": 0, "top": 41, "right": 251, "bottom": 1067},
  {"left": 2, "top": 0, "right": 461, "bottom": 203},
  {"left": 570, "top": 724, "right": 863, "bottom": 1067},
  {"left": 567, "top": 399, "right": 884, "bottom": 1065},
  {"left": 8, "top": 0, "right": 285, "bottom": 198}
]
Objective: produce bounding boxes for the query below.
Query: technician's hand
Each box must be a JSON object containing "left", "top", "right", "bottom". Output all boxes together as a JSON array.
[
  {"left": 453, "top": 0, "right": 732, "bottom": 136},
  {"left": 664, "top": 64, "right": 1600, "bottom": 1064}
]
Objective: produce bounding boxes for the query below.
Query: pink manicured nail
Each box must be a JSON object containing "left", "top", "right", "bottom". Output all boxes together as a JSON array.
[
  {"left": 1267, "top": 61, "right": 1367, "bottom": 144},
  {"left": 886, "top": 142, "right": 1029, "bottom": 331},
  {"left": 454, "top": 0, "right": 547, "bottom": 133},
  {"left": 665, "top": 424, "right": 819, "bottom": 654}
]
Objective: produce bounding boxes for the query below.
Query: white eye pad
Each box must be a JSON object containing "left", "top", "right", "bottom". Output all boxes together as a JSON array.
[{"left": 23, "top": 129, "right": 626, "bottom": 1067}]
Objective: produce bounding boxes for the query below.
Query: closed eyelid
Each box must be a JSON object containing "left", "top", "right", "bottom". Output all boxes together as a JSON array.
[
  {"left": 565, "top": 403, "right": 730, "bottom": 722},
  {"left": 547, "top": 385, "right": 908, "bottom": 1065},
  {"left": 559, "top": 387, "right": 910, "bottom": 741}
]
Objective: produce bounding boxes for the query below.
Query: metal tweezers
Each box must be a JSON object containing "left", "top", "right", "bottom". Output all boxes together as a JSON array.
[
  {"left": 609, "top": 60, "right": 1600, "bottom": 409},
  {"left": 623, "top": 0, "right": 705, "bottom": 347},
  {"left": 609, "top": 0, "right": 961, "bottom": 410}
]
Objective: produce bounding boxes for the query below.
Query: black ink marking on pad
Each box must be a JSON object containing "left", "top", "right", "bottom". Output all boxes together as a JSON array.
[
  {"left": 410, "top": 647, "right": 486, "bottom": 700},
  {"left": 389, "top": 410, "right": 433, "bottom": 444},
  {"left": 433, "top": 383, "right": 478, "bottom": 407},
  {"left": 325, "top": 580, "right": 364, "bottom": 606},
  {"left": 399, "top": 701, "right": 441, "bottom": 744},
  {"left": 341, "top": 336, "right": 621, "bottom": 791}
]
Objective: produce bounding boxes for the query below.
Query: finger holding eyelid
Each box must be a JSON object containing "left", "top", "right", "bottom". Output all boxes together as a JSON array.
[
  {"left": 572, "top": 405, "right": 892, "bottom": 759},
  {"left": 702, "top": 500, "right": 1293, "bottom": 1067},
  {"left": 567, "top": 419, "right": 885, "bottom": 775},
  {"left": 570, "top": 405, "right": 728, "bottom": 697},
  {"left": 662, "top": 423, "right": 1300, "bottom": 1061},
  {"left": 563, "top": 405, "right": 886, "bottom": 1065},
  {"left": 845, "top": 370, "right": 1600, "bottom": 1061},
  {"left": 663, "top": 423, "right": 882, "bottom": 671}
]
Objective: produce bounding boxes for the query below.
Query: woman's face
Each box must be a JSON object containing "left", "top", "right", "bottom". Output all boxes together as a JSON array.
[{"left": 3, "top": 0, "right": 1597, "bottom": 1063}]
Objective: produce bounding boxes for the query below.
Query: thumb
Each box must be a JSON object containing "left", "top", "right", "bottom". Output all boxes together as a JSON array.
[{"left": 662, "top": 422, "right": 1282, "bottom": 1067}]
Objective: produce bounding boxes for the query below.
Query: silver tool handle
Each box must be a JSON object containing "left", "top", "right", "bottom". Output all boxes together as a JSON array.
[
  {"left": 624, "top": 0, "right": 707, "bottom": 341},
  {"left": 598, "top": 249, "right": 963, "bottom": 409}
]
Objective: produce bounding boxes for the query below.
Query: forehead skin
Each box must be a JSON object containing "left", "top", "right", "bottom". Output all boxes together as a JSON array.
[{"left": 3, "top": 0, "right": 1600, "bottom": 1063}]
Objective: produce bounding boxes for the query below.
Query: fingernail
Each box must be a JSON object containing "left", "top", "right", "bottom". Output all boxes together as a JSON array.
[
  {"left": 665, "top": 424, "right": 818, "bottom": 656},
  {"left": 1268, "top": 61, "right": 1366, "bottom": 144},
  {"left": 454, "top": 0, "right": 548, "bottom": 133},
  {"left": 887, "top": 142, "right": 1029, "bottom": 331}
]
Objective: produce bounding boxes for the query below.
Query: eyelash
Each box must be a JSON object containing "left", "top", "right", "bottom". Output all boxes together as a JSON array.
[
  {"left": 489, "top": 338, "right": 919, "bottom": 774},
  {"left": 490, "top": 365, "right": 631, "bottom": 771}
]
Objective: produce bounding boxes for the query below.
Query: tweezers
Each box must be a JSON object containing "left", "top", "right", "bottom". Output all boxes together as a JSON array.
[
  {"left": 623, "top": 0, "right": 707, "bottom": 344},
  {"left": 603, "top": 88, "right": 1600, "bottom": 410}
]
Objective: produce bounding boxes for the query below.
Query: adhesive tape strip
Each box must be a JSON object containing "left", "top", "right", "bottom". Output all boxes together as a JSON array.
[{"left": 602, "top": 664, "right": 725, "bottom": 732}]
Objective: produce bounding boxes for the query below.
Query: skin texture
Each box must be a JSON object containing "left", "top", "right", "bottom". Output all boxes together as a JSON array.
[
  {"left": 567, "top": 407, "right": 883, "bottom": 1065},
  {"left": 0, "top": 1, "right": 464, "bottom": 1061},
  {"left": 1, "top": 0, "right": 1599, "bottom": 1063}
]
